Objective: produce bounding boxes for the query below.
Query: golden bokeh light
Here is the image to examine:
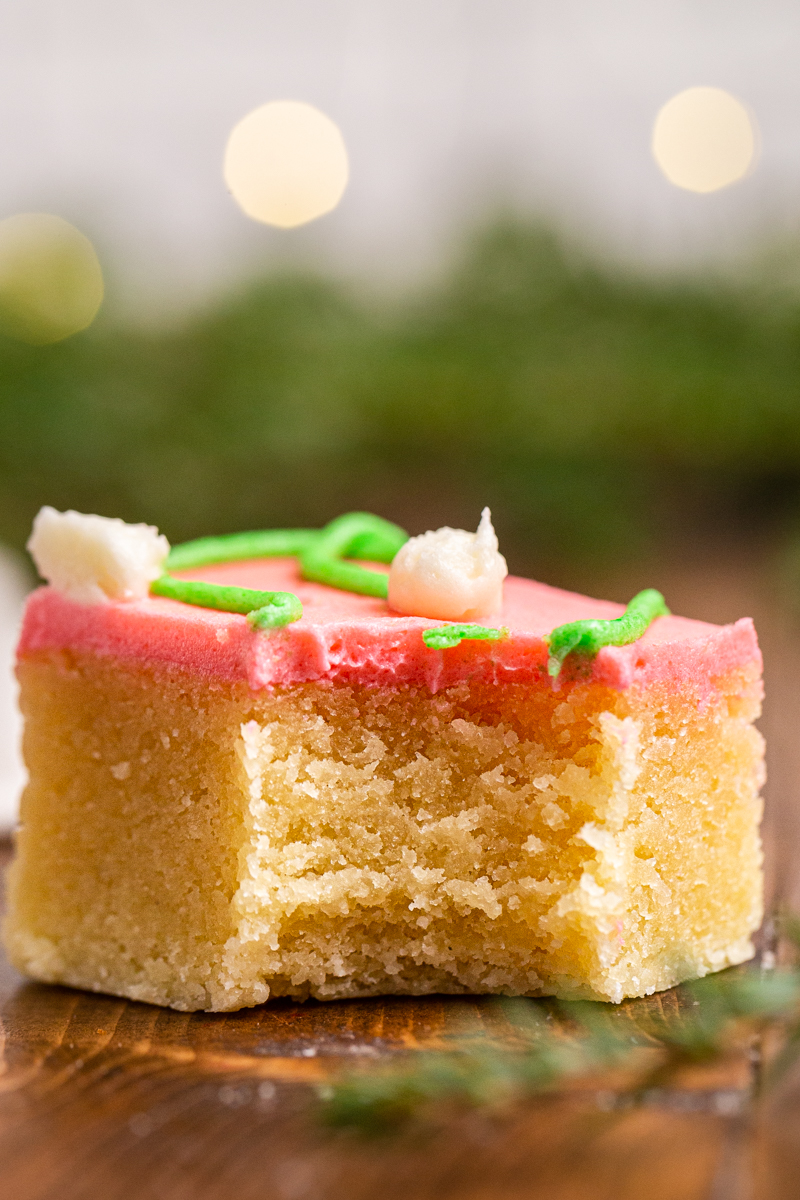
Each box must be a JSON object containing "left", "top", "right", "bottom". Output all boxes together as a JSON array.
[
  {"left": 652, "top": 87, "right": 756, "bottom": 193},
  {"left": 224, "top": 100, "right": 349, "bottom": 229},
  {"left": 0, "top": 214, "right": 104, "bottom": 345}
]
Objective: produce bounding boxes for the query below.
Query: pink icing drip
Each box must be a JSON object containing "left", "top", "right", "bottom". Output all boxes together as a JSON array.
[{"left": 17, "top": 558, "right": 761, "bottom": 699}]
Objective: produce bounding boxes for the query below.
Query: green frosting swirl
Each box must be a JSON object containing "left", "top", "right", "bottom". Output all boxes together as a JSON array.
[
  {"left": 544, "top": 588, "right": 670, "bottom": 678},
  {"left": 149, "top": 575, "right": 303, "bottom": 629},
  {"left": 165, "top": 530, "right": 317, "bottom": 572},
  {"left": 423, "top": 624, "right": 509, "bottom": 650},
  {"left": 151, "top": 512, "right": 408, "bottom": 628},
  {"left": 299, "top": 512, "right": 408, "bottom": 598}
]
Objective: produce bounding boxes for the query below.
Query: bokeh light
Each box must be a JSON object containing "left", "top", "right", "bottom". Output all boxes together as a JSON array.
[
  {"left": 223, "top": 100, "right": 349, "bottom": 229},
  {"left": 652, "top": 87, "right": 756, "bottom": 193},
  {"left": 0, "top": 214, "right": 104, "bottom": 344}
]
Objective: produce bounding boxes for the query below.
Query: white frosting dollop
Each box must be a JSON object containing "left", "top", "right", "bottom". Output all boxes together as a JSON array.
[
  {"left": 27, "top": 506, "right": 170, "bottom": 604},
  {"left": 388, "top": 507, "right": 507, "bottom": 621}
]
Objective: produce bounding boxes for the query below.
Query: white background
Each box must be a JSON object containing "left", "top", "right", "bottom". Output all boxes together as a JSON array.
[{"left": 0, "top": 1, "right": 796, "bottom": 312}]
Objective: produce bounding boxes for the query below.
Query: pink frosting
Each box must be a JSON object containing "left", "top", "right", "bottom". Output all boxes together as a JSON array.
[{"left": 18, "top": 558, "right": 761, "bottom": 699}]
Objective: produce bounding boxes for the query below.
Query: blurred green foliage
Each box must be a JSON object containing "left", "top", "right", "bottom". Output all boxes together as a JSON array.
[{"left": 1, "top": 219, "right": 799, "bottom": 574}]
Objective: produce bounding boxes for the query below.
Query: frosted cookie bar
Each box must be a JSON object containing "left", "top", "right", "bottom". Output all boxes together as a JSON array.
[{"left": 4, "top": 508, "right": 764, "bottom": 1010}]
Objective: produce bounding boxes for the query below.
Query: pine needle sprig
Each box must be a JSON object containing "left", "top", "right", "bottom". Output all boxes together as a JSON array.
[{"left": 318, "top": 966, "right": 800, "bottom": 1134}]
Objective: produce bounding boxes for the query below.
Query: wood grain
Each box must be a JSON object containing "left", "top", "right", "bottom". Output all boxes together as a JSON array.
[{"left": 1, "top": 546, "right": 798, "bottom": 1200}]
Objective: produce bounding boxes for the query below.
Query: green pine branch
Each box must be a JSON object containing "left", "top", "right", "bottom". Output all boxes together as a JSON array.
[{"left": 318, "top": 964, "right": 800, "bottom": 1134}]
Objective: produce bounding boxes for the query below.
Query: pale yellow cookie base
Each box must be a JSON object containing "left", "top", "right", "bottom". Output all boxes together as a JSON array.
[{"left": 4, "top": 649, "right": 764, "bottom": 1011}]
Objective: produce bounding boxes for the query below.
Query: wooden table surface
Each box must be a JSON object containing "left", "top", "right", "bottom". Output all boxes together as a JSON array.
[{"left": 2, "top": 547, "right": 800, "bottom": 1200}]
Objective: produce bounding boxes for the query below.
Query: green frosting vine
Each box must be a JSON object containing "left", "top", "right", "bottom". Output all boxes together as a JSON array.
[
  {"left": 165, "top": 529, "right": 318, "bottom": 572},
  {"left": 544, "top": 588, "right": 670, "bottom": 678},
  {"left": 299, "top": 512, "right": 407, "bottom": 598},
  {"left": 149, "top": 574, "right": 303, "bottom": 630},
  {"left": 151, "top": 512, "right": 408, "bottom": 628},
  {"left": 423, "top": 624, "right": 509, "bottom": 650}
]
